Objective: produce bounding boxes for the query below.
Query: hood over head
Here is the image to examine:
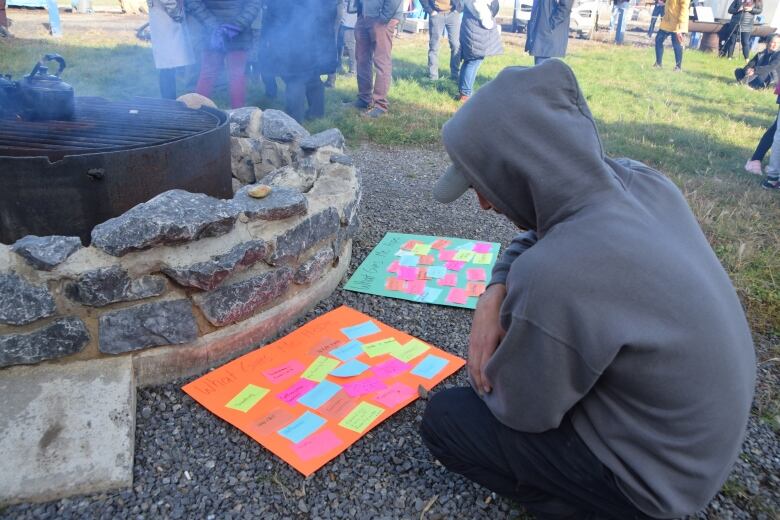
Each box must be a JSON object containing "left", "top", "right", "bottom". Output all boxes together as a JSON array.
[{"left": 435, "top": 60, "right": 624, "bottom": 235}]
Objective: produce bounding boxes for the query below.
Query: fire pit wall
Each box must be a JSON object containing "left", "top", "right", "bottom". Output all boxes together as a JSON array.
[{"left": 0, "top": 108, "right": 361, "bottom": 386}]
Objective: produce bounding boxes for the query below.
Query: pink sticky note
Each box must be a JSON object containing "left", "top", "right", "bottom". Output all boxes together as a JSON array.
[
  {"left": 372, "top": 358, "right": 412, "bottom": 379},
  {"left": 277, "top": 379, "right": 318, "bottom": 405},
  {"left": 398, "top": 266, "right": 419, "bottom": 281},
  {"left": 263, "top": 360, "right": 306, "bottom": 384},
  {"left": 466, "top": 268, "right": 486, "bottom": 282},
  {"left": 438, "top": 250, "right": 456, "bottom": 261},
  {"left": 446, "top": 288, "right": 468, "bottom": 305},
  {"left": 473, "top": 243, "right": 492, "bottom": 253},
  {"left": 372, "top": 382, "right": 417, "bottom": 408},
  {"left": 437, "top": 273, "right": 458, "bottom": 287},
  {"left": 292, "top": 429, "right": 343, "bottom": 461},
  {"left": 404, "top": 280, "right": 427, "bottom": 295},
  {"left": 343, "top": 376, "right": 388, "bottom": 397},
  {"left": 445, "top": 260, "right": 465, "bottom": 271},
  {"left": 387, "top": 260, "right": 400, "bottom": 273}
]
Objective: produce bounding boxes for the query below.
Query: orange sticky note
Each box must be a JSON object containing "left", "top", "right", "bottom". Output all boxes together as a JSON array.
[
  {"left": 431, "top": 239, "right": 451, "bottom": 250},
  {"left": 404, "top": 280, "right": 427, "bottom": 294},
  {"left": 401, "top": 240, "right": 421, "bottom": 250},
  {"left": 417, "top": 267, "right": 428, "bottom": 280},
  {"left": 418, "top": 255, "right": 435, "bottom": 265},
  {"left": 466, "top": 282, "right": 486, "bottom": 297},
  {"left": 385, "top": 277, "right": 405, "bottom": 291}
]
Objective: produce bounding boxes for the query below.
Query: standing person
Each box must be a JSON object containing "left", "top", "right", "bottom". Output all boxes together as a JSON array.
[
  {"left": 326, "top": 0, "right": 356, "bottom": 88},
  {"left": 350, "top": 0, "right": 404, "bottom": 118},
  {"left": 186, "top": 0, "right": 261, "bottom": 108},
  {"left": 759, "top": 81, "right": 780, "bottom": 189},
  {"left": 724, "top": 0, "right": 762, "bottom": 61},
  {"left": 456, "top": 0, "right": 502, "bottom": 101},
  {"left": 422, "top": 0, "right": 463, "bottom": 81},
  {"left": 259, "top": 0, "right": 339, "bottom": 123},
  {"left": 647, "top": 0, "right": 665, "bottom": 38},
  {"left": 525, "top": 0, "right": 573, "bottom": 65},
  {"left": 422, "top": 60, "right": 755, "bottom": 519},
  {"left": 147, "top": 0, "right": 195, "bottom": 99},
  {"left": 653, "top": 0, "right": 689, "bottom": 70}
]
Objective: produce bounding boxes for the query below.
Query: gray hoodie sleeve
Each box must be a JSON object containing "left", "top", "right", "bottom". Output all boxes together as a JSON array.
[{"left": 488, "top": 231, "right": 538, "bottom": 287}]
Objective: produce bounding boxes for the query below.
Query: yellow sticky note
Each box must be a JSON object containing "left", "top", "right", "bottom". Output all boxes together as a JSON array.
[
  {"left": 301, "top": 356, "right": 341, "bottom": 382},
  {"left": 225, "top": 384, "right": 269, "bottom": 412},
  {"left": 472, "top": 253, "right": 493, "bottom": 265},
  {"left": 392, "top": 338, "right": 430, "bottom": 363},
  {"left": 339, "top": 402, "right": 385, "bottom": 433},
  {"left": 411, "top": 243, "right": 432, "bottom": 255},
  {"left": 453, "top": 249, "right": 475, "bottom": 262},
  {"left": 362, "top": 338, "right": 403, "bottom": 358}
]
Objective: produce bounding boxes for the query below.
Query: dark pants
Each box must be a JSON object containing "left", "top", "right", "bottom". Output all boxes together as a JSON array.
[
  {"left": 428, "top": 11, "right": 461, "bottom": 80},
  {"left": 647, "top": 5, "right": 664, "bottom": 37},
  {"left": 283, "top": 74, "right": 325, "bottom": 123},
  {"left": 725, "top": 31, "right": 753, "bottom": 60},
  {"left": 752, "top": 110, "right": 778, "bottom": 161},
  {"left": 159, "top": 68, "right": 177, "bottom": 100},
  {"left": 420, "top": 387, "right": 654, "bottom": 520},
  {"left": 338, "top": 25, "right": 357, "bottom": 73},
  {"left": 735, "top": 67, "right": 771, "bottom": 89},
  {"left": 355, "top": 16, "right": 398, "bottom": 111},
  {"left": 655, "top": 30, "right": 683, "bottom": 68}
]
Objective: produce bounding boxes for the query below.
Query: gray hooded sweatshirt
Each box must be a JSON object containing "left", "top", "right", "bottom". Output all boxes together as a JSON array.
[{"left": 441, "top": 60, "right": 755, "bottom": 519}]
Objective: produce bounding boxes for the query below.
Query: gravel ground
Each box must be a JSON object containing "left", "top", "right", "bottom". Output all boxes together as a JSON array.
[{"left": 3, "top": 144, "right": 779, "bottom": 519}]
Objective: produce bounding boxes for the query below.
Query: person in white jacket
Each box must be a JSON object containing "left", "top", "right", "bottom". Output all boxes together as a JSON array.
[{"left": 456, "top": 0, "right": 502, "bottom": 101}]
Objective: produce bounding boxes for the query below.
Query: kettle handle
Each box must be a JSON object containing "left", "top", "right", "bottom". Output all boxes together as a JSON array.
[{"left": 29, "top": 54, "right": 67, "bottom": 78}]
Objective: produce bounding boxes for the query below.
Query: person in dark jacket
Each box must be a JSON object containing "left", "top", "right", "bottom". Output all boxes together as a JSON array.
[
  {"left": 735, "top": 33, "right": 780, "bottom": 89},
  {"left": 457, "top": 0, "right": 502, "bottom": 101},
  {"left": 721, "top": 0, "right": 762, "bottom": 60},
  {"left": 259, "top": 0, "right": 339, "bottom": 123},
  {"left": 186, "top": 0, "right": 261, "bottom": 108},
  {"left": 525, "top": 0, "right": 572, "bottom": 64},
  {"left": 422, "top": 0, "right": 463, "bottom": 81}
]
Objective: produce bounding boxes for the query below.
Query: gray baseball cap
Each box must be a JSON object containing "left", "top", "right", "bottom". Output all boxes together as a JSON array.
[{"left": 432, "top": 164, "right": 471, "bottom": 203}]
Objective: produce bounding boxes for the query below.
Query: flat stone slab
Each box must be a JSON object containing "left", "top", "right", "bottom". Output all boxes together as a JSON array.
[
  {"left": 230, "top": 185, "right": 308, "bottom": 221},
  {"left": 11, "top": 235, "right": 82, "bottom": 271},
  {"left": 65, "top": 266, "right": 166, "bottom": 307},
  {"left": 0, "top": 273, "right": 56, "bottom": 326},
  {"left": 99, "top": 299, "right": 199, "bottom": 354},
  {"left": 0, "top": 317, "right": 90, "bottom": 368},
  {"left": 261, "top": 109, "right": 310, "bottom": 143},
  {"left": 300, "top": 128, "right": 345, "bottom": 151},
  {"left": 0, "top": 356, "right": 135, "bottom": 505},
  {"left": 270, "top": 208, "right": 341, "bottom": 265},
  {"left": 163, "top": 240, "right": 268, "bottom": 291}
]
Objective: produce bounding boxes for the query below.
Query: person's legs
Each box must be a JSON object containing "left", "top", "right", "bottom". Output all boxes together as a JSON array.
[
  {"left": 763, "top": 112, "right": 780, "bottom": 186},
  {"left": 445, "top": 11, "right": 461, "bottom": 80},
  {"left": 428, "top": 13, "right": 445, "bottom": 80},
  {"left": 735, "top": 67, "right": 747, "bottom": 82},
  {"left": 305, "top": 74, "right": 326, "bottom": 120},
  {"left": 458, "top": 57, "right": 483, "bottom": 97},
  {"left": 284, "top": 76, "right": 306, "bottom": 123},
  {"left": 371, "top": 18, "right": 398, "bottom": 111},
  {"left": 336, "top": 25, "right": 347, "bottom": 72},
  {"left": 354, "top": 16, "right": 374, "bottom": 107},
  {"left": 196, "top": 50, "right": 224, "bottom": 100},
  {"left": 225, "top": 50, "right": 248, "bottom": 108},
  {"left": 159, "top": 68, "right": 177, "bottom": 99},
  {"left": 747, "top": 116, "right": 776, "bottom": 175},
  {"left": 725, "top": 31, "right": 738, "bottom": 58},
  {"left": 740, "top": 31, "right": 752, "bottom": 60},
  {"left": 344, "top": 28, "right": 356, "bottom": 73},
  {"left": 671, "top": 32, "right": 683, "bottom": 68}
]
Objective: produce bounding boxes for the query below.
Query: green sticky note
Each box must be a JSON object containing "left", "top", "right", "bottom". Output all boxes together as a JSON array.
[
  {"left": 473, "top": 253, "right": 493, "bottom": 265},
  {"left": 362, "top": 338, "right": 403, "bottom": 358},
  {"left": 339, "top": 402, "right": 385, "bottom": 433},
  {"left": 302, "top": 356, "right": 341, "bottom": 382},
  {"left": 453, "top": 249, "right": 475, "bottom": 262},
  {"left": 392, "top": 338, "right": 431, "bottom": 363},
  {"left": 411, "top": 243, "right": 432, "bottom": 255},
  {"left": 225, "top": 384, "right": 269, "bottom": 412}
]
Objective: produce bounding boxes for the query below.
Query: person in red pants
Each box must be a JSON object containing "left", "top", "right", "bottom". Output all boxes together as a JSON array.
[{"left": 186, "top": 0, "right": 261, "bottom": 108}]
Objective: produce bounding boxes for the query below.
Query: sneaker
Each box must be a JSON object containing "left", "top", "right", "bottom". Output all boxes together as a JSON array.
[
  {"left": 745, "top": 160, "right": 763, "bottom": 175},
  {"left": 454, "top": 93, "right": 469, "bottom": 102},
  {"left": 762, "top": 176, "right": 780, "bottom": 190},
  {"left": 363, "top": 106, "right": 386, "bottom": 118},
  {"left": 673, "top": 65, "right": 682, "bottom": 72},
  {"left": 344, "top": 99, "right": 371, "bottom": 110},
  {"left": 653, "top": 62, "right": 662, "bottom": 68}
]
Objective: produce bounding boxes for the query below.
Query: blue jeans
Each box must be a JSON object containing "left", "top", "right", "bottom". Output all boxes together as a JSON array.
[
  {"left": 647, "top": 5, "right": 664, "bottom": 37},
  {"left": 655, "top": 29, "right": 683, "bottom": 68},
  {"left": 428, "top": 11, "right": 462, "bottom": 80},
  {"left": 458, "top": 57, "right": 483, "bottom": 96}
]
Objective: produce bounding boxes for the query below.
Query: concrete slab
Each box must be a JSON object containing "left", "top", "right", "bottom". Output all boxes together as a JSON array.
[{"left": 0, "top": 356, "right": 135, "bottom": 505}]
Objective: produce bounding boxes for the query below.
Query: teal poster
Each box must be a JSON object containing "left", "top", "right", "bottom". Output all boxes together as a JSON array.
[{"left": 343, "top": 233, "right": 500, "bottom": 309}]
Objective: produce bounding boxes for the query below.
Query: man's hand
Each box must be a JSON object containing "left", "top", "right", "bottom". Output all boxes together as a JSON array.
[
  {"left": 676, "top": 32, "right": 685, "bottom": 44},
  {"left": 468, "top": 284, "right": 507, "bottom": 395},
  {"left": 747, "top": 67, "right": 755, "bottom": 75}
]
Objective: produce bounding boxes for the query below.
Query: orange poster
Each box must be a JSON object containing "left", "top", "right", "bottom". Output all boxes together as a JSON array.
[{"left": 182, "top": 306, "right": 465, "bottom": 476}]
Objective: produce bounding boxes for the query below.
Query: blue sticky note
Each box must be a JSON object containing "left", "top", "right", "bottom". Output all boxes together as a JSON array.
[
  {"left": 395, "top": 250, "right": 415, "bottom": 257},
  {"left": 298, "top": 381, "right": 342, "bottom": 409},
  {"left": 330, "top": 340, "right": 364, "bottom": 361},
  {"left": 330, "top": 359, "right": 370, "bottom": 377},
  {"left": 414, "top": 286, "right": 442, "bottom": 304},
  {"left": 460, "top": 242, "right": 477, "bottom": 251},
  {"left": 341, "top": 320, "right": 381, "bottom": 340},
  {"left": 278, "top": 411, "right": 326, "bottom": 443},
  {"left": 426, "top": 266, "right": 447, "bottom": 279},
  {"left": 399, "top": 255, "right": 419, "bottom": 267},
  {"left": 411, "top": 354, "right": 449, "bottom": 380}
]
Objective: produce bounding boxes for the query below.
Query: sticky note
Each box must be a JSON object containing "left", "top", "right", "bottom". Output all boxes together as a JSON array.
[
  {"left": 431, "top": 239, "right": 451, "bottom": 250},
  {"left": 412, "top": 354, "right": 449, "bottom": 379},
  {"left": 404, "top": 280, "right": 427, "bottom": 295},
  {"left": 308, "top": 337, "right": 342, "bottom": 357},
  {"left": 302, "top": 356, "right": 341, "bottom": 382},
  {"left": 263, "top": 360, "right": 305, "bottom": 384},
  {"left": 385, "top": 277, "right": 405, "bottom": 291},
  {"left": 426, "top": 266, "right": 447, "bottom": 279},
  {"left": 401, "top": 240, "right": 421, "bottom": 250},
  {"left": 418, "top": 255, "right": 435, "bottom": 265},
  {"left": 392, "top": 338, "right": 431, "bottom": 362},
  {"left": 466, "top": 282, "right": 486, "bottom": 297},
  {"left": 278, "top": 379, "right": 318, "bottom": 405},
  {"left": 473, "top": 253, "right": 493, "bottom": 265},
  {"left": 414, "top": 286, "right": 442, "bottom": 303},
  {"left": 473, "top": 243, "right": 492, "bottom": 253},
  {"left": 225, "top": 384, "right": 269, "bottom": 412},
  {"left": 341, "top": 320, "right": 381, "bottom": 339},
  {"left": 330, "top": 359, "right": 370, "bottom": 377},
  {"left": 343, "top": 376, "right": 387, "bottom": 397},
  {"left": 249, "top": 408, "right": 295, "bottom": 436},
  {"left": 398, "top": 266, "right": 418, "bottom": 281},
  {"left": 319, "top": 391, "right": 360, "bottom": 420},
  {"left": 372, "top": 358, "right": 412, "bottom": 379},
  {"left": 411, "top": 243, "right": 432, "bottom": 255},
  {"left": 437, "top": 273, "right": 458, "bottom": 287},
  {"left": 446, "top": 287, "right": 468, "bottom": 305},
  {"left": 387, "top": 260, "right": 400, "bottom": 273},
  {"left": 416, "top": 267, "right": 428, "bottom": 280},
  {"left": 445, "top": 260, "right": 465, "bottom": 271},
  {"left": 438, "top": 250, "right": 456, "bottom": 261},
  {"left": 395, "top": 249, "right": 415, "bottom": 257},
  {"left": 399, "top": 255, "right": 419, "bottom": 267},
  {"left": 362, "top": 338, "right": 402, "bottom": 358},
  {"left": 453, "top": 250, "right": 475, "bottom": 262},
  {"left": 292, "top": 429, "right": 343, "bottom": 461},
  {"left": 278, "top": 411, "right": 326, "bottom": 443},
  {"left": 466, "top": 268, "right": 487, "bottom": 282},
  {"left": 330, "top": 340, "right": 364, "bottom": 361},
  {"left": 298, "top": 380, "right": 342, "bottom": 409},
  {"left": 339, "top": 402, "right": 385, "bottom": 433},
  {"left": 460, "top": 242, "right": 477, "bottom": 250},
  {"left": 372, "top": 382, "right": 417, "bottom": 408}
]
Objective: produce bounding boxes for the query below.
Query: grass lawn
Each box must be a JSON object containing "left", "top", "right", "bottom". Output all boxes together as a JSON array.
[{"left": 2, "top": 28, "right": 779, "bottom": 335}]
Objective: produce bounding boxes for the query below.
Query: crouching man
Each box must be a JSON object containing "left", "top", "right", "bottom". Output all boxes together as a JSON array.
[{"left": 421, "top": 60, "right": 756, "bottom": 519}]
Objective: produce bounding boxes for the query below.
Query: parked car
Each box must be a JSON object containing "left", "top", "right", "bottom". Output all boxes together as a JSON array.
[{"left": 511, "top": 0, "right": 611, "bottom": 38}]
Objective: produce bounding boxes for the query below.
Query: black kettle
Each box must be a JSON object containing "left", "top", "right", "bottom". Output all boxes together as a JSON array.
[{"left": 18, "top": 54, "right": 75, "bottom": 121}]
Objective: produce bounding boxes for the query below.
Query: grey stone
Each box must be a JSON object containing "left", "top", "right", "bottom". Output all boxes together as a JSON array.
[
  {"left": 330, "top": 154, "right": 354, "bottom": 166},
  {"left": 65, "top": 266, "right": 166, "bottom": 307},
  {"left": 293, "top": 248, "right": 335, "bottom": 285},
  {"left": 11, "top": 235, "right": 82, "bottom": 271},
  {"left": 0, "top": 273, "right": 56, "bottom": 326},
  {"left": 230, "top": 137, "right": 260, "bottom": 184},
  {"left": 91, "top": 190, "right": 236, "bottom": 257},
  {"left": 192, "top": 267, "right": 293, "bottom": 326},
  {"left": 226, "top": 107, "right": 262, "bottom": 138},
  {"left": 261, "top": 109, "right": 310, "bottom": 143},
  {"left": 162, "top": 240, "right": 269, "bottom": 291},
  {"left": 99, "top": 299, "right": 198, "bottom": 354},
  {"left": 0, "top": 317, "right": 89, "bottom": 368},
  {"left": 230, "top": 185, "right": 308, "bottom": 221},
  {"left": 269, "top": 208, "right": 341, "bottom": 265},
  {"left": 257, "top": 138, "right": 295, "bottom": 177},
  {"left": 263, "top": 165, "right": 317, "bottom": 193},
  {"left": 300, "top": 128, "right": 345, "bottom": 151}
]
